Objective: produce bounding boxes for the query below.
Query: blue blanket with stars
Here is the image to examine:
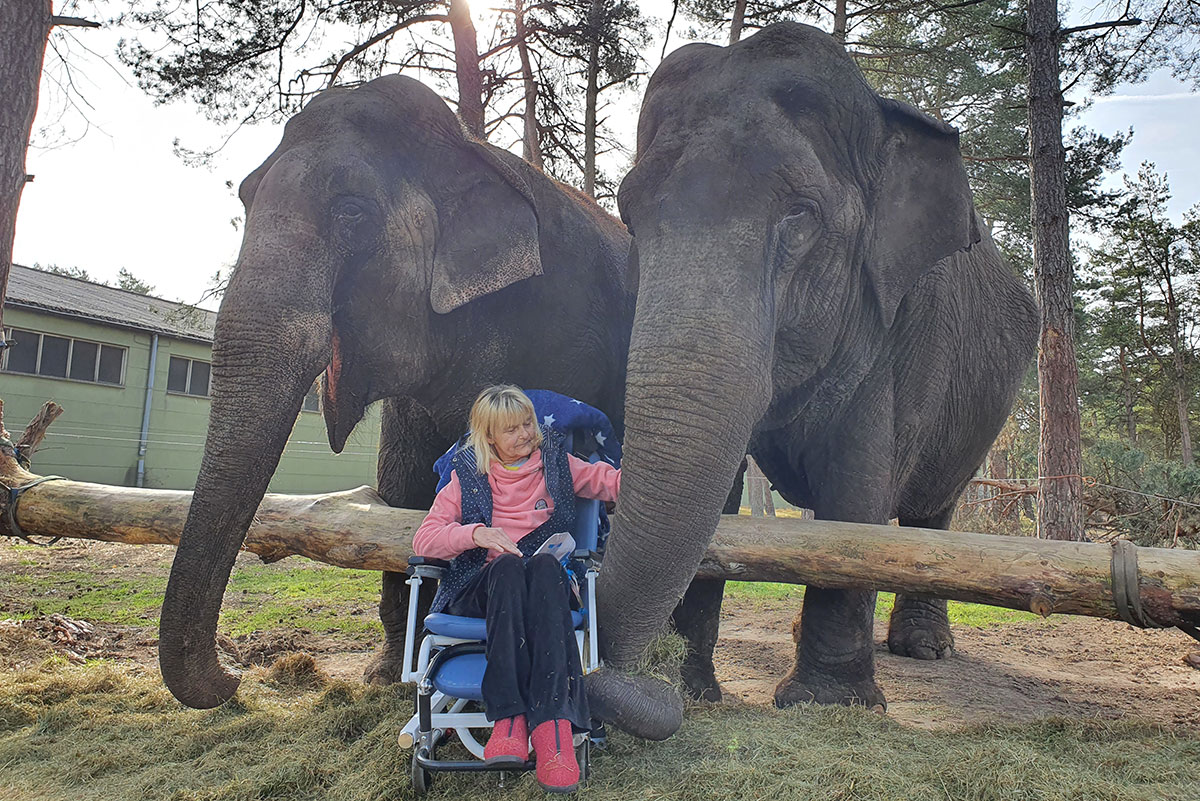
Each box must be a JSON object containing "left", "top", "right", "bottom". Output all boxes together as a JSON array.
[{"left": 432, "top": 389, "right": 622, "bottom": 492}]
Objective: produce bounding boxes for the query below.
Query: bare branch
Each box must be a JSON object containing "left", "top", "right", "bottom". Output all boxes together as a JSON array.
[
  {"left": 1061, "top": 18, "right": 1142, "bottom": 37},
  {"left": 326, "top": 14, "right": 447, "bottom": 88}
]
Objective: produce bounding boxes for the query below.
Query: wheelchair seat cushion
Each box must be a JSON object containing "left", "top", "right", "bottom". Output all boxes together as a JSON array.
[
  {"left": 433, "top": 652, "right": 487, "bottom": 701},
  {"left": 425, "top": 611, "right": 585, "bottom": 641}
]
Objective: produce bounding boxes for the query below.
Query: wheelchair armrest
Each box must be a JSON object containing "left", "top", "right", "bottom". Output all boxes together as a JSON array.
[
  {"left": 571, "top": 548, "right": 600, "bottom": 566},
  {"left": 407, "top": 555, "right": 449, "bottom": 578}
]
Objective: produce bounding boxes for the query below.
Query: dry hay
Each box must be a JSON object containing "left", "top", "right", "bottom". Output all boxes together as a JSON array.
[
  {"left": 261, "top": 652, "right": 330, "bottom": 691},
  {"left": 1, "top": 658, "right": 1199, "bottom": 801}
]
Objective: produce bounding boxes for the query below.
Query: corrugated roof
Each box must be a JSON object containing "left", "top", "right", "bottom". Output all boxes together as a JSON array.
[{"left": 4, "top": 264, "right": 217, "bottom": 342}]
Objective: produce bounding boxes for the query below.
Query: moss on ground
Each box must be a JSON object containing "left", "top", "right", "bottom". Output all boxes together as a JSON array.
[{"left": 0, "top": 660, "right": 1197, "bottom": 801}]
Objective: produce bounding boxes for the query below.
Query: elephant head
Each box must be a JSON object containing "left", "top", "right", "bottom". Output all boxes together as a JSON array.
[
  {"left": 159, "top": 76, "right": 554, "bottom": 708},
  {"left": 592, "top": 23, "right": 980, "bottom": 734}
]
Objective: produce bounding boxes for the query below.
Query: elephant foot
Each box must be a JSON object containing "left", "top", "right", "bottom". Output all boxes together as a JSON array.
[
  {"left": 680, "top": 662, "right": 723, "bottom": 702},
  {"left": 887, "top": 621, "right": 954, "bottom": 660},
  {"left": 887, "top": 598, "right": 955, "bottom": 660},
  {"left": 363, "top": 643, "right": 407, "bottom": 686},
  {"left": 773, "top": 670, "right": 887, "bottom": 712}
]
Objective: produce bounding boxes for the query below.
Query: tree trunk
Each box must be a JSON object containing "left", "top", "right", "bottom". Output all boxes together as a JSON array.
[
  {"left": 447, "top": 0, "right": 485, "bottom": 139},
  {"left": 0, "top": 0, "right": 52, "bottom": 341},
  {"left": 583, "top": 0, "right": 601, "bottom": 197},
  {"left": 832, "top": 0, "right": 848, "bottom": 43},
  {"left": 1167, "top": 291, "right": 1193, "bottom": 465},
  {"left": 728, "top": 0, "right": 748, "bottom": 45},
  {"left": 514, "top": 0, "right": 542, "bottom": 168},
  {"left": 1028, "top": 0, "right": 1083, "bottom": 541},
  {"left": 745, "top": 455, "right": 775, "bottom": 517},
  {"left": 5, "top": 473, "right": 1200, "bottom": 630},
  {"left": 1173, "top": 363, "right": 1193, "bottom": 465},
  {"left": 1119, "top": 345, "right": 1138, "bottom": 443},
  {"left": 987, "top": 444, "right": 1015, "bottom": 522}
]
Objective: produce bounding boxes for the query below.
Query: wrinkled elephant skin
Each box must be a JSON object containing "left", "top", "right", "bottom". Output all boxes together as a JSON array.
[
  {"left": 158, "top": 76, "right": 638, "bottom": 711},
  {"left": 601, "top": 22, "right": 1039, "bottom": 719}
]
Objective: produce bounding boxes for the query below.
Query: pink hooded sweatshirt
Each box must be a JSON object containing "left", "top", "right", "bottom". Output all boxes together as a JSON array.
[{"left": 412, "top": 448, "right": 620, "bottom": 561}]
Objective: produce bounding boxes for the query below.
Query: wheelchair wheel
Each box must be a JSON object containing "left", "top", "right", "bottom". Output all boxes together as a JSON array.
[
  {"left": 412, "top": 749, "right": 435, "bottom": 795},
  {"left": 576, "top": 736, "right": 591, "bottom": 784}
]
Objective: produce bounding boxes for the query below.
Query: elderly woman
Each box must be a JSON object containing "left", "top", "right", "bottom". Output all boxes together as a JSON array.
[{"left": 413, "top": 385, "right": 620, "bottom": 793}]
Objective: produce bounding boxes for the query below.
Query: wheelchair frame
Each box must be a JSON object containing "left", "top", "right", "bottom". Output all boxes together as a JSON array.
[{"left": 398, "top": 489, "right": 605, "bottom": 794}]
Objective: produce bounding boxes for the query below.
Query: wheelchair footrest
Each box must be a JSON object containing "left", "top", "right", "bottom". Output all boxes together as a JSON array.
[{"left": 415, "top": 747, "right": 535, "bottom": 773}]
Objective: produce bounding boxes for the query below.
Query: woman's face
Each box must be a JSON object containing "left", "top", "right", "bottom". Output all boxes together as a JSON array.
[{"left": 488, "top": 413, "right": 537, "bottom": 465}]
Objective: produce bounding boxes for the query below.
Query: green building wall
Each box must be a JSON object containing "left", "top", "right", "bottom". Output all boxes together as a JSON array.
[{"left": 1, "top": 307, "right": 380, "bottom": 493}]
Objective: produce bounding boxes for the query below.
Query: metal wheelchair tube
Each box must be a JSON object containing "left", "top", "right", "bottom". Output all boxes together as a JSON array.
[
  {"left": 401, "top": 574, "right": 423, "bottom": 684},
  {"left": 423, "top": 641, "right": 486, "bottom": 688},
  {"left": 400, "top": 692, "right": 462, "bottom": 749},
  {"left": 586, "top": 568, "right": 600, "bottom": 672}
]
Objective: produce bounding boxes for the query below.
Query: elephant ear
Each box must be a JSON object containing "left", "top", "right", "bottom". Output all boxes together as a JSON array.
[
  {"left": 430, "top": 143, "right": 543, "bottom": 314},
  {"left": 867, "top": 98, "right": 981, "bottom": 327}
]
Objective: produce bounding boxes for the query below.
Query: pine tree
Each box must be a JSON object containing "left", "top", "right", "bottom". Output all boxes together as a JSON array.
[{"left": 1085, "top": 165, "right": 1199, "bottom": 463}]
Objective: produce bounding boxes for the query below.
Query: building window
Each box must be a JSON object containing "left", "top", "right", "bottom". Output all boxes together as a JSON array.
[
  {"left": 302, "top": 384, "right": 321, "bottom": 413},
  {"left": 167, "top": 356, "right": 211, "bottom": 397},
  {"left": 1, "top": 328, "right": 125, "bottom": 385}
]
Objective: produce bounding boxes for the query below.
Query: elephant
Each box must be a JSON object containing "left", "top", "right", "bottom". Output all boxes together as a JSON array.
[
  {"left": 156, "top": 74, "right": 639, "bottom": 709},
  {"left": 587, "top": 21, "right": 1039, "bottom": 732}
]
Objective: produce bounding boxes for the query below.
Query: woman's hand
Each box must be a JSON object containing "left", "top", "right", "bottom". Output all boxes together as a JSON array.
[{"left": 472, "top": 526, "right": 522, "bottom": 557}]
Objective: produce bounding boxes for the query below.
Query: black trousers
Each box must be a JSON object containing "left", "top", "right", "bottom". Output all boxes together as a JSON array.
[{"left": 446, "top": 553, "right": 590, "bottom": 732}]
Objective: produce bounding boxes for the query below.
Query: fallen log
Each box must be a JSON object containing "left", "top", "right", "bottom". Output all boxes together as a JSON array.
[
  {"left": 2, "top": 402, "right": 1198, "bottom": 635},
  {"left": 1, "top": 472, "right": 1197, "bottom": 634}
]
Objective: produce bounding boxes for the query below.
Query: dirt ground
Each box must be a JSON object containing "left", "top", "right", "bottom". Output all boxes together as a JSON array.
[
  {"left": 716, "top": 601, "right": 1200, "bottom": 731},
  {"left": 3, "top": 540, "right": 1200, "bottom": 732}
]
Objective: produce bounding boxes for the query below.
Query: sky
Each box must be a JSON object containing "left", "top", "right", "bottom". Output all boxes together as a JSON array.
[{"left": 11, "top": 9, "right": 1200, "bottom": 311}]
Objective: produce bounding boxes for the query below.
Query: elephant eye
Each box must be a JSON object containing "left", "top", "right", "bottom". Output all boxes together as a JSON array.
[
  {"left": 782, "top": 202, "right": 817, "bottom": 224},
  {"left": 773, "top": 203, "right": 821, "bottom": 269},
  {"left": 330, "top": 196, "right": 379, "bottom": 252},
  {"left": 333, "top": 197, "right": 368, "bottom": 221}
]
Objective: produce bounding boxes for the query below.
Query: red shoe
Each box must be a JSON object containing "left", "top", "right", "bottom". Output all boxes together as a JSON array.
[
  {"left": 531, "top": 719, "right": 580, "bottom": 793},
  {"left": 484, "top": 714, "right": 529, "bottom": 767}
]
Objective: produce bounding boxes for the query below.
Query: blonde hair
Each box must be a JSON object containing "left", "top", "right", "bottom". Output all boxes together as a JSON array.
[{"left": 466, "top": 385, "right": 543, "bottom": 474}]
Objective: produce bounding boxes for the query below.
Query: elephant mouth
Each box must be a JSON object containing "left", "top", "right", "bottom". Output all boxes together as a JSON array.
[
  {"left": 322, "top": 327, "right": 366, "bottom": 453},
  {"left": 324, "top": 328, "right": 343, "bottom": 409}
]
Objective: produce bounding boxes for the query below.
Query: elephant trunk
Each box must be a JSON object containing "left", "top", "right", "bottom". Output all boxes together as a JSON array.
[
  {"left": 590, "top": 226, "right": 773, "bottom": 738},
  {"left": 159, "top": 223, "right": 335, "bottom": 708}
]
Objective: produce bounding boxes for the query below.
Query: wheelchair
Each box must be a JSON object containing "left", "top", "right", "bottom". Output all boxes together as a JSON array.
[{"left": 397, "top": 420, "right": 612, "bottom": 794}]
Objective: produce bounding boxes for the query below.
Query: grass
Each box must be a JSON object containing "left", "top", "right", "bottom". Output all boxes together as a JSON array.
[
  {"left": 1, "top": 544, "right": 1038, "bottom": 649},
  {"left": 723, "top": 583, "right": 1044, "bottom": 627},
  {"left": 0, "top": 548, "right": 383, "bottom": 642},
  {"left": 1, "top": 541, "right": 1193, "bottom": 800},
  {"left": 220, "top": 565, "right": 382, "bottom": 638},
  {"left": 1, "top": 659, "right": 1197, "bottom": 801}
]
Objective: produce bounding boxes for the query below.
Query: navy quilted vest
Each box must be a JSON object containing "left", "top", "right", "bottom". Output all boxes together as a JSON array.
[{"left": 430, "top": 427, "right": 577, "bottom": 613}]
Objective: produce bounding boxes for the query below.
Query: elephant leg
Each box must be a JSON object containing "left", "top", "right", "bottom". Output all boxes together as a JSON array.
[
  {"left": 774, "top": 586, "right": 885, "bottom": 709},
  {"left": 670, "top": 459, "right": 745, "bottom": 702},
  {"left": 365, "top": 396, "right": 449, "bottom": 686},
  {"left": 887, "top": 507, "right": 955, "bottom": 660},
  {"left": 775, "top": 449, "right": 889, "bottom": 710}
]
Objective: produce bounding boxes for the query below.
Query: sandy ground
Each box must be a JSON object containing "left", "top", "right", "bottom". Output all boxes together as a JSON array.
[{"left": 3, "top": 540, "right": 1199, "bottom": 731}]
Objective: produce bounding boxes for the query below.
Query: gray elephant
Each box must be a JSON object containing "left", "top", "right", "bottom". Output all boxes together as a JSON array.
[
  {"left": 156, "top": 74, "right": 636, "bottom": 708},
  {"left": 587, "top": 21, "right": 1039, "bottom": 729}
]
